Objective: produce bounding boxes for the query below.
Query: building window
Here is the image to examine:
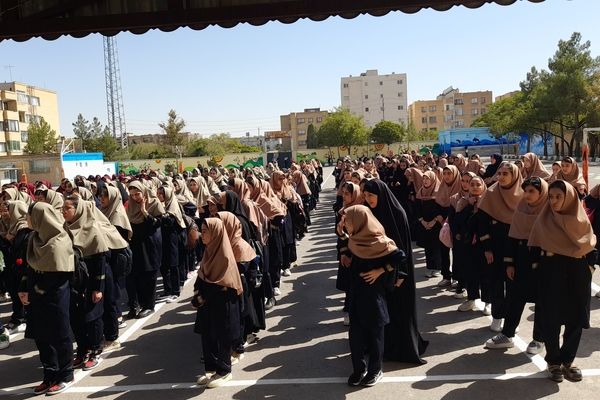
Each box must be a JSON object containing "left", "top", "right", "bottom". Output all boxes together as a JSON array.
[
  {"left": 421, "top": 107, "right": 427, "bottom": 113},
  {"left": 296, "top": 118, "right": 305, "bottom": 124},
  {"left": 343, "top": 96, "right": 350, "bottom": 102},
  {"left": 29, "top": 160, "right": 51, "bottom": 173},
  {"left": 455, "top": 120, "right": 465, "bottom": 128},
  {"left": 471, "top": 97, "right": 478, "bottom": 104},
  {"left": 380, "top": 94, "right": 383, "bottom": 98},
  {"left": 398, "top": 92, "right": 403, "bottom": 97},
  {"left": 365, "top": 107, "right": 369, "bottom": 112},
  {"left": 445, "top": 104, "right": 451, "bottom": 111},
  {"left": 0, "top": 143, "right": 5, "bottom": 152},
  {"left": 481, "top": 97, "right": 486, "bottom": 104},
  {"left": 3, "top": 120, "right": 19, "bottom": 132},
  {"left": 471, "top": 108, "right": 479, "bottom": 115},
  {"left": 421, "top": 117, "right": 427, "bottom": 123},
  {"left": 364, "top": 95, "right": 368, "bottom": 99},
  {"left": 21, "top": 131, "right": 28, "bottom": 142},
  {"left": 445, "top": 115, "right": 454, "bottom": 122},
  {"left": 343, "top": 83, "right": 349, "bottom": 88},
  {"left": 481, "top": 108, "right": 487, "bottom": 114},
  {"left": 18, "top": 111, "right": 25, "bottom": 123},
  {"left": 454, "top": 99, "right": 464, "bottom": 105},
  {"left": 379, "top": 81, "right": 383, "bottom": 86},
  {"left": 429, "top": 116, "right": 437, "bottom": 123},
  {"left": 316, "top": 117, "right": 322, "bottom": 123},
  {"left": 429, "top": 105, "right": 436, "bottom": 112},
  {"left": 397, "top": 79, "right": 403, "bottom": 85},
  {"left": 308, "top": 118, "right": 313, "bottom": 123},
  {"left": 298, "top": 130, "right": 306, "bottom": 136},
  {"left": 455, "top": 108, "right": 464, "bottom": 116},
  {"left": 25, "top": 114, "right": 40, "bottom": 124},
  {"left": 29, "top": 96, "right": 40, "bottom": 106},
  {"left": 8, "top": 140, "right": 20, "bottom": 151},
  {"left": 364, "top": 82, "right": 368, "bottom": 86},
  {"left": 298, "top": 140, "right": 307, "bottom": 147},
  {"left": 397, "top": 105, "right": 404, "bottom": 110},
  {"left": 17, "top": 91, "right": 28, "bottom": 103}
]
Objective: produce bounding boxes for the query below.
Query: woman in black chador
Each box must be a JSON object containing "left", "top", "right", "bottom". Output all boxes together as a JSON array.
[{"left": 362, "top": 179, "right": 428, "bottom": 364}]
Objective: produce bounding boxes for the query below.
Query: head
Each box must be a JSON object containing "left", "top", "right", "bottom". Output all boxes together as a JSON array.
[
  {"left": 422, "top": 172, "right": 435, "bottom": 188},
  {"left": 209, "top": 167, "right": 219, "bottom": 180},
  {"left": 522, "top": 177, "right": 543, "bottom": 205},
  {"left": 342, "top": 183, "right": 354, "bottom": 206},
  {"left": 98, "top": 186, "right": 110, "bottom": 208},
  {"left": 490, "top": 155, "right": 497, "bottom": 165},
  {"left": 351, "top": 172, "right": 362, "bottom": 185},
  {"left": 561, "top": 157, "right": 574, "bottom": 175},
  {"left": 0, "top": 202, "right": 9, "bottom": 221},
  {"left": 157, "top": 186, "right": 166, "bottom": 203},
  {"left": 188, "top": 178, "right": 199, "bottom": 193},
  {"left": 469, "top": 177, "right": 485, "bottom": 196},
  {"left": 200, "top": 221, "right": 212, "bottom": 244},
  {"left": 552, "top": 162, "right": 561, "bottom": 175},
  {"left": 442, "top": 167, "right": 455, "bottom": 184},
  {"left": 34, "top": 189, "right": 48, "bottom": 203},
  {"left": 497, "top": 164, "right": 514, "bottom": 187},
  {"left": 548, "top": 180, "right": 567, "bottom": 212},
  {"left": 128, "top": 185, "right": 145, "bottom": 204},
  {"left": 363, "top": 190, "right": 378, "bottom": 209},
  {"left": 460, "top": 172, "right": 474, "bottom": 192},
  {"left": 343, "top": 169, "right": 353, "bottom": 182},
  {"left": 61, "top": 195, "right": 79, "bottom": 223},
  {"left": 522, "top": 156, "right": 532, "bottom": 169}
]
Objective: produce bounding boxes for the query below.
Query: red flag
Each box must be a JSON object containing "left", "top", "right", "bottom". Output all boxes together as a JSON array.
[{"left": 583, "top": 144, "right": 589, "bottom": 188}]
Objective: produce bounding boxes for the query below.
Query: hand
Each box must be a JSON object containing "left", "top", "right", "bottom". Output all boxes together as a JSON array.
[
  {"left": 340, "top": 254, "right": 352, "bottom": 268},
  {"left": 484, "top": 251, "right": 494, "bottom": 265},
  {"left": 506, "top": 266, "right": 515, "bottom": 280},
  {"left": 140, "top": 197, "right": 148, "bottom": 214},
  {"left": 92, "top": 291, "right": 103, "bottom": 303},
  {"left": 360, "top": 267, "right": 384, "bottom": 285},
  {"left": 427, "top": 220, "right": 437, "bottom": 229},
  {"left": 421, "top": 220, "right": 429, "bottom": 229},
  {"left": 18, "top": 292, "right": 29, "bottom": 306},
  {"left": 394, "top": 278, "right": 405, "bottom": 287},
  {"left": 468, "top": 197, "right": 478, "bottom": 205}
]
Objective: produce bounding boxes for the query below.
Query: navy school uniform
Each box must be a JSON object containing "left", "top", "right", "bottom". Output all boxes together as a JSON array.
[
  {"left": 0, "top": 227, "right": 31, "bottom": 326},
  {"left": 160, "top": 213, "right": 182, "bottom": 297},
  {"left": 415, "top": 198, "right": 442, "bottom": 272},
  {"left": 459, "top": 204, "right": 490, "bottom": 302}
]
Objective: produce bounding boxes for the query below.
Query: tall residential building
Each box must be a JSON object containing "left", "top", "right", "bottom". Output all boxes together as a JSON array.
[
  {"left": 495, "top": 91, "right": 520, "bottom": 102},
  {"left": 340, "top": 69, "right": 408, "bottom": 128},
  {"left": 280, "top": 108, "right": 329, "bottom": 150},
  {"left": 408, "top": 87, "right": 492, "bottom": 133},
  {"left": 0, "top": 82, "right": 60, "bottom": 156}
]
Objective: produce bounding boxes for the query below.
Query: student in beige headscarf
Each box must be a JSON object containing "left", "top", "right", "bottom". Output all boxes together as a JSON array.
[
  {"left": 528, "top": 180, "right": 597, "bottom": 383},
  {"left": 558, "top": 156, "right": 587, "bottom": 197},
  {"left": 62, "top": 195, "right": 128, "bottom": 371},
  {"left": 19, "top": 202, "right": 75, "bottom": 395},
  {"left": 521, "top": 152, "right": 551, "bottom": 180},
  {"left": 192, "top": 218, "right": 243, "bottom": 388},
  {"left": 2, "top": 187, "right": 32, "bottom": 205},
  {"left": 34, "top": 185, "right": 64, "bottom": 216}
]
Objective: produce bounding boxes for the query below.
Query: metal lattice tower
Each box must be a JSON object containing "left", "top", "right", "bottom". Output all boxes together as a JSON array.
[{"left": 103, "top": 36, "right": 127, "bottom": 148}]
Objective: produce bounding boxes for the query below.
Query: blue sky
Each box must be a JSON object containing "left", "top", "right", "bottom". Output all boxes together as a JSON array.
[{"left": 1, "top": 0, "right": 599, "bottom": 137}]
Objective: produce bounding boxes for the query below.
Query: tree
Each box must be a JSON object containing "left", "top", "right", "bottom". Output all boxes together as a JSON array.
[
  {"left": 90, "top": 117, "right": 103, "bottom": 138},
  {"left": 307, "top": 123, "right": 320, "bottom": 148},
  {"left": 371, "top": 120, "right": 404, "bottom": 148},
  {"left": 87, "top": 126, "right": 119, "bottom": 160},
  {"left": 72, "top": 113, "right": 92, "bottom": 150},
  {"left": 24, "top": 117, "right": 57, "bottom": 154},
  {"left": 159, "top": 109, "right": 186, "bottom": 148},
  {"left": 318, "top": 108, "right": 367, "bottom": 155}
]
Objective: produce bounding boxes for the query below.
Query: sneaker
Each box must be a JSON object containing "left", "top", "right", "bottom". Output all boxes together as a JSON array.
[
  {"left": 33, "top": 381, "right": 52, "bottom": 395},
  {"left": 562, "top": 363, "right": 583, "bottom": 382},
  {"left": 343, "top": 313, "right": 350, "bottom": 326},
  {"left": 453, "top": 290, "right": 467, "bottom": 299},
  {"left": 526, "top": 340, "right": 545, "bottom": 355},
  {"left": 244, "top": 333, "right": 258, "bottom": 346},
  {"left": 231, "top": 352, "right": 245, "bottom": 365},
  {"left": 0, "top": 330, "right": 9, "bottom": 349},
  {"left": 137, "top": 309, "right": 154, "bottom": 319},
  {"left": 281, "top": 268, "right": 292, "bottom": 277},
  {"left": 72, "top": 355, "right": 85, "bottom": 369},
  {"left": 450, "top": 281, "right": 459, "bottom": 289},
  {"left": 425, "top": 270, "right": 441, "bottom": 278},
  {"left": 547, "top": 364, "right": 564, "bottom": 383},
  {"left": 118, "top": 319, "right": 128, "bottom": 329},
  {"left": 82, "top": 355, "right": 99, "bottom": 371},
  {"left": 197, "top": 371, "right": 216, "bottom": 385},
  {"left": 490, "top": 318, "right": 503, "bottom": 332},
  {"left": 0, "top": 293, "right": 8, "bottom": 302},
  {"left": 166, "top": 295, "right": 179, "bottom": 304},
  {"left": 347, "top": 371, "right": 366, "bottom": 386},
  {"left": 361, "top": 370, "right": 383, "bottom": 387},
  {"left": 482, "top": 303, "right": 492, "bottom": 316},
  {"left": 596, "top": 291, "right": 600, "bottom": 298},
  {"left": 46, "top": 381, "right": 73, "bottom": 396},
  {"left": 485, "top": 333, "right": 514, "bottom": 349},
  {"left": 273, "top": 287, "right": 281, "bottom": 297},
  {"left": 5, "top": 322, "right": 26, "bottom": 335},
  {"left": 264, "top": 298, "right": 276, "bottom": 310},
  {"left": 187, "top": 272, "right": 194, "bottom": 280},
  {"left": 207, "top": 372, "right": 232, "bottom": 388},
  {"left": 457, "top": 300, "right": 477, "bottom": 312},
  {"left": 436, "top": 279, "right": 452, "bottom": 287},
  {"left": 102, "top": 340, "right": 121, "bottom": 353},
  {"left": 126, "top": 308, "right": 139, "bottom": 320}
]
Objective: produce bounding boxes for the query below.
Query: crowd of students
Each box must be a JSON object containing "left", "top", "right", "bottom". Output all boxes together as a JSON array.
[
  {"left": 0, "top": 160, "right": 323, "bottom": 394},
  {"left": 333, "top": 151, "right": 598, "bottom": 386}
]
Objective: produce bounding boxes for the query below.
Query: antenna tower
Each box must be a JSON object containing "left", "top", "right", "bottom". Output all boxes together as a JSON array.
[{"left": 103, "top": 36, "right": 127, "bottom": 148}]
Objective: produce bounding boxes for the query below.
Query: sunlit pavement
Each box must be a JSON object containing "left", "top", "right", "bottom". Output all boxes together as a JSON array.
[{"left": 1, "top": 165, "right": 599, "bottom": 400}]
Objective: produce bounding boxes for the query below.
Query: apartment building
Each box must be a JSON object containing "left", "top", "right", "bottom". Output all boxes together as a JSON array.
[
  {"left": 340, "top": 69, "right": 408, "bottom": 128},
  {"left": 280, "top": 108, "right": 329, "bottom": 150},
  {"left": 409, "top": 87, "right": 492, "bottom": 132},
  {"left": 0, "top": 81, "right": 60, "bottom": 156}
]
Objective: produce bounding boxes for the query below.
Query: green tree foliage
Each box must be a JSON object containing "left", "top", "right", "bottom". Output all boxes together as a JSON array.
[
  {"left": 318, "top": 108, "right": 367, "bottom": 154},
  {"left": 24, "top": 117, "right": 57, "bottom": 154},
  {"left": 87, "top": 127, "right": 120, "bottom": 160},
  {"left": 159, "top": 109, "right": 186, "bottom": 148},
  {"left": 307, "top": 123, "right": 320, "bottom": 148},
  {"left": 72, "top": 113, "right": 92, "bottom": 150},
  {"left": 371, "top": 120, "right": 404, "bottom": 145}
]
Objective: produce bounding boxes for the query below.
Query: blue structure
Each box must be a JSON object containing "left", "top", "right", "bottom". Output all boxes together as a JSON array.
[{"left": 438, "top": 128, "right": 553, "bottom": 156}]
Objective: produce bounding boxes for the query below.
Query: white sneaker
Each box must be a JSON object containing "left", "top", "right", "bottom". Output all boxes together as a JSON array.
[
  {"left": 273, "top": 287, "right": 281, "bottom": 297},
  {"left": 197, "top": 371, "right": 216, "bottom": 385},
  {"left": 596, "top": 291, "right": 600, "bottom": 298},
  {"left": 485, "top": 333, "right": 514, "bottom": 349},
  {"left": 0, "top": 330, "right": 9, "bottom": 349},
  {"left": 490, "top": 318, "right": 504, "bottom": 332},
  {"left": 166, "top": 295, "right": 179, "bottom": 303},
  {"left": 0, "top": 293, "right": 9, "bottom": 302},
  {"left": 526, "top": 340, "right": 545, "bottom": 355},
  {"left": 207, "top": 373, "right": 232, "bottom": 388},
  {"left": 343, "top": 313, "right": 350, "bottom": 326},
  {"left": 453, "top": 290, "right": 467, "bottom": 299},
  {"left": 437, "top": 279, "right": 452, "bottom": 288},
  {"left": 482, "top": 303, "right": 492, "bottom": 316},
  {"left": 281, "top": 268, "right": 292, "bottom": 277},
  {"left": 231, "top": 352, "right": 245, "bottom": 365},
  {"left": 5, "top": 322, "right": 26, "bottom": 335},
  {"left": 425, "top": 270, "right": 441, "bottom": 278},
  {"left": 458, "top": 300, "right": 477, "bottom": 312},
  {"left": 102, "top": 340, "right": 121, "bottom": 353},
  {"left": 244, "top": 333, "right": 258, "bottom": 346}
]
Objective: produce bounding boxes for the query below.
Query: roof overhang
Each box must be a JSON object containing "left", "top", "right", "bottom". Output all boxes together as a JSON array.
[{"left": 0, "top": 0, "right": 545, "bottom": 43}]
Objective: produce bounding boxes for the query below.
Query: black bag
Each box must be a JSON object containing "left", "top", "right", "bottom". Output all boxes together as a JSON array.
[
  {"left": 70, "top": 247, "right": 89, "bottom": 296},
  {"left": 112, "top": 247, "right": 133, "bottom": 279}
]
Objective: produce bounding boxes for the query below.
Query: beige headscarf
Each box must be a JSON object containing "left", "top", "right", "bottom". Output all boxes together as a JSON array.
[
  {"left": 344, "top": 205, "right": 397, "bottom": 259},
  {"left": 188, "top": 177, "right": 210, "bottom": 208},
  {"left": 271, "top": 171, "right": 295, "bottom": 202},
  {"left": 528, "top": 180, "right": 596, "bottom": 258},
  {"left": 76, "top": 186, "right": 95, "bottom": 201},
  {"left": 205, "top": 176, "right": 221, "bottom": 195},
  {"left": 416, "top": 170, "right": 440, "bottom": 201},
  {"left": 478, "top": 163, "right": 524, "bottom": 224},
  {"left": 453, "top": 154, "right": 468, "bottom": 173},
  {"left": 522, "top": 153, "right": 551, "bottom": 179},
  {"left": 217, "top": 211, "right": 256, "bottom": 263},
  {"left": 247, "top": 176, "right": 286, "bottom": 219},
  {"left": 127, "top": 180, "right": 166, "bottom": 224},
  {"left": 7, "top": 201, "right": 29, "bottom": 236},
  {"left": 101, "top": 185, "right": 132, "bottom": 237},
  {"left": 161, "top": 186, "right": 186, "bottom": 229},
  {"left": 509, "top": 178, "right": 549, "bottom": 240},
  {"left": 45, "top": 189, "right": 64, "bottom": 214},
  {"left": 456, "top": 176, "right": 488, "bottom": 213},
  {"left": 405, "top": 167, "right": 424, "bottom": 192},
  {"left": 435, "top": 165, "right": 462, "bottom": 207},
  {"left": 27, "top": 202, "right": 74, "bottom": 272},
  {"left": 3, "top": 187, "right": 32, "bottom": 205},
  {"left": 466, "top": 159, "right": 485, "bottom": 176},
  {"left": 557, "top": 157, "right": 587, "bottom": 192},
  {"left": 342, "top": 182, "right": 364, "bottom": 210},
  {"left": 174, "top": 175, "right": 195, "bottom": 205},
  {"left": 292, "top": 170, "right": 311, "bottom": 196},
  {"left": 450, "top": 172, "right": 476, "bottom": 210},
  {"left": 199, "top": 218, "right": 243, "bottom": 295},
  {"left": 65, "top": 199, "right": 128, "bottom": 257}
]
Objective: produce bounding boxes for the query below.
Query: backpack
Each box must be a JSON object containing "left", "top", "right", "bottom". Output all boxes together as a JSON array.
[
  {"left": 183, "top": 214, "right": 200, "bottom": 249},
  {"left": 70, "top": 247, "right": 89, "bottom": 296},
  {"left": 112, "top": 247, "right": 133, "bottom": 279}
]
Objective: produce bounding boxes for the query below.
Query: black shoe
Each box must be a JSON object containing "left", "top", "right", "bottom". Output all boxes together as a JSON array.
[
  {"left": 126, "top": 308, "right": 139, "bottom": 320},
  {"left": 361, "top": 371, "right": 383, "bottom": 387},
  {"left": 347, "top": 371, "right": 366, "bottom": 386},
  {"left": 137, "top": 309, "right": 154, "bottom": 319},
  {"left": 562, "top": 363, "right": 582, "bottom": 382},
  {"left": 547, "top": 365, "right": 564, "bottom": 383},
  {"left": 264, "top": 298, "right": 276, "bottom": 311}
]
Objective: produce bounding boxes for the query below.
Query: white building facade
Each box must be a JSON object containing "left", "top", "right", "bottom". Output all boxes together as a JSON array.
[{"left": 340, "top": 69, "right": 408, "bottom": 128}]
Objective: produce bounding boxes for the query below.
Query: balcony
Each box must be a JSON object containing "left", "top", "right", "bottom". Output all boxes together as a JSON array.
[
  {"left": 0, "top": 91, "right": 17, "bottom": 102},
  {"left": 2, "top": 110, "right": 18, "bottom": 121}
]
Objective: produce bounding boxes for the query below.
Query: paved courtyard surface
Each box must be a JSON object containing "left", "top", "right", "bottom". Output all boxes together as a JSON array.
[{"left": 1, "top": 165, "right": 599, "bottom": 399}]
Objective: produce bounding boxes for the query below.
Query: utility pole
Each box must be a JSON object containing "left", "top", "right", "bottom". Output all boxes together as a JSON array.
[
  {"left": 103, "top": 36, "right": 127, "bottom": 149},
  {"left": 382, "top": 96, "right": 385, "bottom": 122}
]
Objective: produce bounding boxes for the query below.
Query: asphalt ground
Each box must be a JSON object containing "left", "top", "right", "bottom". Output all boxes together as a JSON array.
[{"left": 1, "top": 166, "right": 599, "bottom": 399}]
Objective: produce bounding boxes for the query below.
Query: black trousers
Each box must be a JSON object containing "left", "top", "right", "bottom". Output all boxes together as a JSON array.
[
  {"left": 102, "top": 269, "right": 120, "bottom": 341},
  {"left": 160, "top": 264, "right": 181, "bottom": 297},
  {"left": 5, "top": 268, "right": 25, "bottom": 324},
  {"left": 35, "top": 338, "right": 74, "bottom": 384},
  {"left": 503, "top": 299, "right": 544, "bottom": 342},
  {"left": 126, "top": 270, "right": 157, "bottom": 311},
  {"left": 349, "top": 320, "right": 384, "bottom": 376},
  {"left": 489, "top": 257, "right": 511, "bottom": 319},
  {"left": 543, "top": 323, "right": 583, "bottom": 366},
  {"left": 440, "top": 245, "right": 452, "bottom": 280},
  {"left": 201, "top": 331, "right": 232, "bottom": 376},
  {"left": 268, "top": 229, "right": 283, "bottom": 290},
  {"left": 72, "top": 316, "right": 103, "bottom": 355}
]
